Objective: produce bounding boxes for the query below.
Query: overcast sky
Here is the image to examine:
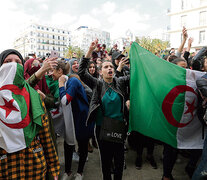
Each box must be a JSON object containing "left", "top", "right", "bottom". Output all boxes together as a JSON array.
[{"left": 0, "top": 0, "right": 170, "bottom": 52}]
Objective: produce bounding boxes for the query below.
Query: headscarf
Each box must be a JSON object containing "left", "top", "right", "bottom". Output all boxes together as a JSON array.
[
  {"left": 68, "top": 58, "right": 92, "bottom": 102},
  {"left": 0, "top": 49, "right": 24, "bottom": 67},
  {"left": 24, "top": 58, "right": 50, "bottom": 94},
  {"left": 68, "top": 58, "right": 78, "bottom": 74}
]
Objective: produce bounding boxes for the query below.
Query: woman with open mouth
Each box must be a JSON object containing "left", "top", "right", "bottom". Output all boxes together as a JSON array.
[{"left": 78, "top": 40, "right": 130, "bottom": 180}]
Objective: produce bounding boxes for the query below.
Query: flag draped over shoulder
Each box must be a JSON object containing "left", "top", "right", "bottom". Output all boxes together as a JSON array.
[
  {"left": 0, "top": 63, "right": 44, "bottom": 153},
  {"left": 129, "top": 42, "right": 206, "bottom": 149}
]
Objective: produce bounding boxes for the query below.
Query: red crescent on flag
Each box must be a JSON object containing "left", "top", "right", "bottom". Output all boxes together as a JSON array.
[
  {"left": 0, "top": 85, "right": 30, "bottom": 129},
  {"left": 162, "top": 85, "right": 197, "bottom": 128}
]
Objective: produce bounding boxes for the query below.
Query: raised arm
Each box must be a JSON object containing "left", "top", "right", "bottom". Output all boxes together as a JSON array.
[
  {"left": 176, "top": 27, "right": 188, "bottom": 57},
  {"left": 27, "top": 58, "right": 57, "bottom": 88},
  {"left": 35, "top": 58, "right": 57, "bottom": 79},
  {"left": 187, "top": 37, "right": 193, "bottom": 52},
  {"left": 78, "top": 41, "right": 99, "bottom": 89},
  {"left": 183, "top": 37, "right": 193, "bottom": 63}
]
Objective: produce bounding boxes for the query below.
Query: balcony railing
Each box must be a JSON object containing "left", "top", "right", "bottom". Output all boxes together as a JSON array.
[{"left": 38, "top": 42, "right": 67, "bottom": 46}]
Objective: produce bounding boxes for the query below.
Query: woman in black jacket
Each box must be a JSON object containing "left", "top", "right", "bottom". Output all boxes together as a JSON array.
[{"left": 78, "top": 41, "right": 130, "bottom": 180}]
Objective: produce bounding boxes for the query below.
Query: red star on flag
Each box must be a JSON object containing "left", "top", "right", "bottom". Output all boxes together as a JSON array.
[
  {"left": 184, "top": 99, "right": 196, "bottom": 117},
  {"left": 0, "top": 97, "right": 19, "bottom": 118}
]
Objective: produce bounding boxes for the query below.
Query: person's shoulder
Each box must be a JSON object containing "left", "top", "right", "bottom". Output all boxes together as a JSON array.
[{"left": 69, "top": 77, "right": 80, "bottom": 83}]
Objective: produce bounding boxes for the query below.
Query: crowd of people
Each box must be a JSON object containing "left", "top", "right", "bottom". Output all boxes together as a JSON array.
[{"left": 0, "top": 26, "right": 207, "bottom": 180}]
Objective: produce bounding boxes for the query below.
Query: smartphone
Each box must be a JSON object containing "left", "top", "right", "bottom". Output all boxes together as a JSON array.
[{"left": 49, "top": 51, "right": 59, "bottom": 58}]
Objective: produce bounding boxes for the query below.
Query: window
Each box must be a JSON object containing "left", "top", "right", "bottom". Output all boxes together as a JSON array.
[
  {"left": 58, "top": 47, "right": 60, "bottom": 51},
  {"left": 46, "top": 28, "right": 49, "bottom": 31},
  {"left": 41, "top": 27, "right": 44, "bottom": 30},
  {"left": 38, "top": 26, "right": 40, "bottom": 29},
  {"left": 63, "top": 31, "right": 65, "bottom": 33},
  {"left": 63, "top": 37, "right": 64, "bottom": 40},
  {"left": 38, "top": 33, "right": 40, "bottom": 37},
  {"left": 47, "top": 34, "right": 49, "bottom": 38},
  {"left": 181, "top": 0, "right": 187, "bottom": 10},
  {"left": 199, "top": 31, "right": 205, "bottom": 43},
  {"left": 58, "top": 36, "right": 60, "bottom": 40},
  {"left": 53, "top": 35, "right": 55, "bottom": 39},
  {"left": 181, "top": 15, "right": 187, "bottom": 27},
  {"left": 200, "top": 11, "right": 207, "bottom": 26}
]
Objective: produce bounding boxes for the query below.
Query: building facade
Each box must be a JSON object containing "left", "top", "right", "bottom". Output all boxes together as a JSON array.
[
  {"left": 71, "top": 26, "right": 110, "bottom": 52},
  {"left": 110, "top": 29, "right": 136, "bottom": 51},
  {"left": 168, "top": 0, "right": 207, "bottom": 50},
  {"left": 111, "top": 37, "right": 131, "bottom": 52},
  {"left": 14, "top": 23, "right": 71, "bottom": 58}
]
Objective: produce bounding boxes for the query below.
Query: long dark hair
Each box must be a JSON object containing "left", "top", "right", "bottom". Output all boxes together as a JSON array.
[
  {"left": 87, "top": 61, "right": 99, "bottom": 78},
  {"left": 69, "top": 74, "right": 85, "bottom": 87}
]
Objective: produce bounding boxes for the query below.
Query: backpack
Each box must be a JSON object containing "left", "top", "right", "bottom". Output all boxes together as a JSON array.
[{"left": 196, "top": 76, "right": 207, "bottom": 139}]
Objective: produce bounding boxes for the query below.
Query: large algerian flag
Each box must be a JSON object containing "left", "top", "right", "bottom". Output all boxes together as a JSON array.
[
  {"left": 0, "top": 62, "right": 44, "bottom": 153},
  {"left": 129, "top": 42, "right": 206, "bottom": 149}
]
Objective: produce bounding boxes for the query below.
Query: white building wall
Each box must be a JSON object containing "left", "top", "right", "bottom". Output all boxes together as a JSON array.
[
  {"left": 14, "top": 23, "right": 71, "bottom": 58},
  {"left": 71, "top": 26, "right": 110, "bottom": 53},
  {"left": 168, "top": 0, "right": 207, "bottom": 50}
]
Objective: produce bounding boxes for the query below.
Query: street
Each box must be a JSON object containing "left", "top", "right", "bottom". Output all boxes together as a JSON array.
[{"left": 57, "top": 137, "right": 190, "bottom": 180}]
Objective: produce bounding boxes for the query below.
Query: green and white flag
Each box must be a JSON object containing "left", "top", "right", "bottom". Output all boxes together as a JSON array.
[
  {"left": 0, "top": 62, "right": 44, "bottom": 153},
  {"left": 129, "top": 42, "right": 206, "bottom": 149}
]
